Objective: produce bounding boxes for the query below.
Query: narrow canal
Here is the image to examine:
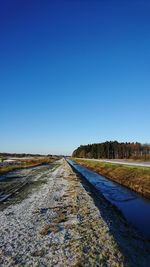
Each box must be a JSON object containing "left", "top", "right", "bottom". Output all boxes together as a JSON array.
[{"left": 67, "top": 159, "right": 150, "bottom": 239}]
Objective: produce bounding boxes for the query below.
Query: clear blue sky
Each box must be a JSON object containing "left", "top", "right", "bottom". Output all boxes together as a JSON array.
[{"left": 0, "top": 0, "right": 150, "bottom": 155}]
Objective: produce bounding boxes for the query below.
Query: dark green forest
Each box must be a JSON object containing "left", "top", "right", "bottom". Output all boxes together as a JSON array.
[{"left": 72, "top": 141, "right": 150, "bottom": 160}]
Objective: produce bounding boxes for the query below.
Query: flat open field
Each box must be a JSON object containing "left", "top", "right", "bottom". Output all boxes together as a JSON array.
[{"left": 0, "top": 156, "right": 60, "bottom": 174}]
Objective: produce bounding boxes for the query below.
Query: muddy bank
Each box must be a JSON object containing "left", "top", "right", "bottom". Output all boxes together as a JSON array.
[{"left": 0, "top": 163, "right": 58, "bottom": 209}]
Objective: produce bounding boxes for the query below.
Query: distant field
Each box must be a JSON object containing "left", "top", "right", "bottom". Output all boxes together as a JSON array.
[
  {"left": 72, "top": 158, "right": 150, "bottom": 199},
  {"left": 0, "top": 156, "right": 60, "bottom": 174}
]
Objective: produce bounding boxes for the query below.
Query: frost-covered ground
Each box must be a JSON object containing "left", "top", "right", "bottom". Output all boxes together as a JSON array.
[{"left": 0, "top": 159, "right": 149, "bottom": 266}]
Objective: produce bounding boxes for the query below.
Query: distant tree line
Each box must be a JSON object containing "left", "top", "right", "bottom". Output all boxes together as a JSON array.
[
  {"left": 72, "top": 141, "right": 150, "bottom": 160},
  {"left": 0, "top": 153, "right": 55, "bottom": 158}
]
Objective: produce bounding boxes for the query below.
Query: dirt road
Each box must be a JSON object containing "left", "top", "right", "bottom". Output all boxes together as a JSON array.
[{"left": 77, "top": 158, "right": 150, "bottom": 168}]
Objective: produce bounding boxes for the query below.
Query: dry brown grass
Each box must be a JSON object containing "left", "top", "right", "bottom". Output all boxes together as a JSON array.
[{"left": 0, "top": 156, "right": 60, "bottom": 174}]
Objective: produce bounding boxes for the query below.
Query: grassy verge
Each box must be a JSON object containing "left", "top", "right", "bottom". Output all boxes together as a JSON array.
[
  {"left": 0, "top": 156, "right": 60, "bottom": 174},
  {"left": 72, "top": 158, "right": 150, "bottom": 199}
]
